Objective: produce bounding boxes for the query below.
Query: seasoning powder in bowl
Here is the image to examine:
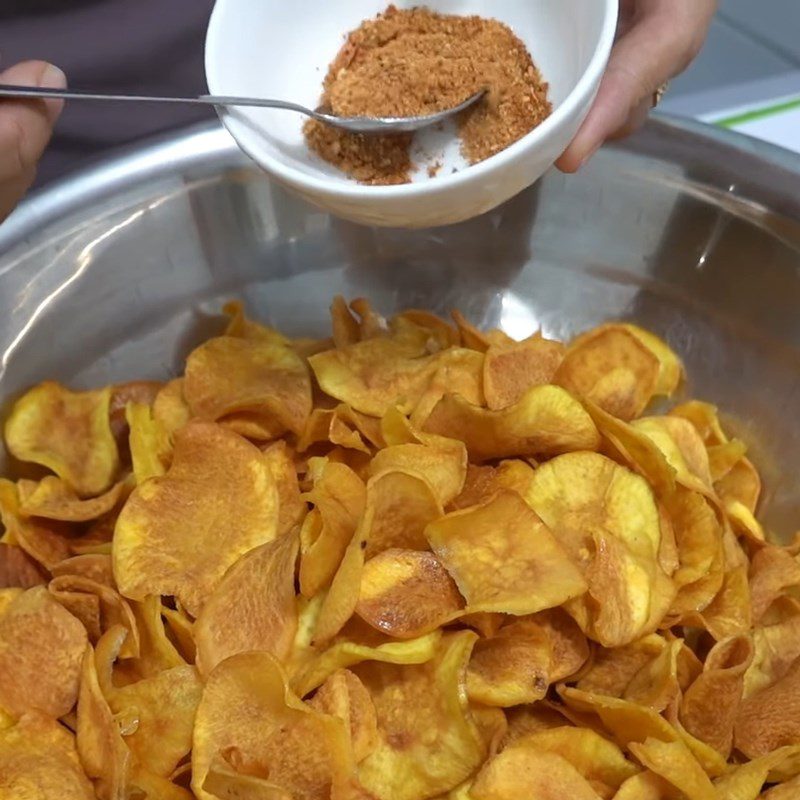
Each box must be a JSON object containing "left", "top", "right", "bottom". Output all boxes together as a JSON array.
[{"left": 304, "top": 5, "right": 552, "bottom": 185}]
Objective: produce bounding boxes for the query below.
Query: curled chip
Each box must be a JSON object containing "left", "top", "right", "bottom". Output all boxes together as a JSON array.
[
  {"left": 298, "top": 404, "right": 383, "bottom": 454},
  {"left": 184, "top": 335, "right": 312, "bottom": 436},
  {"left": 554, "top": 324, "right": 663, "bottom": 420},
  {"left": 261, "top": 440, "right": 307, "bottom": 538},
  {"left": 525, "top": 451, "right": 672, "bottom": 647},
  {"left": 195, "top": 532, "right": 299, "bottom": 676},
  {"left": 425, "top": 490, "right": 587, "bottom": 616},
  {"left": 192, "top": 651, "right": 352, "bottom": 800},
  {"left": 113, "top": 421, "right": 279, "bottom": 617},
  {"left": 422, "top": 384, "right": 600, "bottom": 461},
  {"left": 355, "top": 632, "right": 485, "bottom": 800},
  {"left": 0, "top": 542, "right": 46, "bottom": 589},
  {"left": 4, "top": 382, "right": 119, "bottom": 496},
  {"left": 18, "top": 476, "right": 125, "bottom": 522},
  {"left": 483, "top": 334, "right": 565, "bottom": 410},
  {"left": 0, "top": 586, "right": 87, "bottom": 718},
  {"left": 0, "top": 711, "right": 95, "bottom": 800},
  {"left": 108, "top": 380, "right": 162, "bottom": 443},
  {"left": 126, "top": 402, "right": 171, "bottom": 484},
  {"left": 466, "top": 619, "right": 553, "bottom": 707},
  {"left": 628, "top": 737, "right": 717, "bottom": 800},
  {"left": 356, "top": 549, "right": 465, "bottom": 639}
]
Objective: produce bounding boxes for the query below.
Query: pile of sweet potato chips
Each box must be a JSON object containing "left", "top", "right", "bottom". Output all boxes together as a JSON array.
[{"left": 1, "top": 297, "right": 799, "bottom": 799}]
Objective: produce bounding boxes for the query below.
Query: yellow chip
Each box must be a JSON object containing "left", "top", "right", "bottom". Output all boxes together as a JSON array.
[
  {"left": 113, "top": 421, "right": 279, "bottom": 617},
  {"left": 17, "top": 476, "right": 125, "bottom": 522},
  {"left": 355, "top": 632, "right": 485, "bottom": 800},
  {"left": 309, "top": 669, "right": 379, "bottom": 763},
  {"left": 554, "top": 325, "right": 662, "bottom": 421},
  {"left": 422, "top": 384, "right": 600, "bottom": 461},
  {"left": 466, "top": 619, "right": 552, "bottom": 707},
  {"left": 129, "top": 595, "right": 187, "bottom": 678},
  {"left": 471, "top": 744, "right": 603, "bottom": 800},
  {"left": 451, "top": 310, "right": 514, "bottom": 353},
  {"left": 628, "top": 737, "right": 716, "bottom": 800},
  {"left": 356, "top": 549, "right": 465, "bottom": 639},
  {"left": 126, "top": 402, "right": 171, "bottom": 483},
  {"left": 192, "top": 651, "right": 353, "bottom": 800},
  {"left": 0, "top": 711, "right": 95, "bottom": 800},
  {"left": 0, "top": 586, "right": 87, "bottom": 718},
  {"left": 331, "top": 295, "right": 361, "bottom": 349},
  {"left": 483, "top": 334, "right": 565, "bottom": 410},
  {"left": 716, "top": 456, "right": 762, "bottom": 513},
  {"left": 525, "top": 451, "right": 672, "bottom": 646},
  {"left": 195, "top": 531, "right": 299, "bottom": 676},
  {"left": 185, "top": 335, "right": 312, "bottom": 436},
  {"left": 425, "top": 490, "right": 587, "bottom": 616},
  {"left": 261, "top": 440, "right": 307, "bottom": 538},
  {"left": 298, "top": 405, "right": 378, "bottom": 454},
  {"left": 108, "top": 380, "right": 163, "bottom": 443},
  {"left": 450, "top": 460, "right": 537, "bottom": 511},
  {"left": 4, "top": 382, "right": 119, "bottom": 496},
  {"left": 152, "top": 378, "right": 191, "bottom": 438}
]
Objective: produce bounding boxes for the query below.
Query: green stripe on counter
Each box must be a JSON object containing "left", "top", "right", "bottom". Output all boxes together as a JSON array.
[{"left": 717, "top": 96, "right": 800, "bottom": 128}]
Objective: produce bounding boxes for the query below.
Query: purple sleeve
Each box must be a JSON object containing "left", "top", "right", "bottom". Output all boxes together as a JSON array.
[{"left": 0, "top": 0, "right": 216, "bottom": 184}]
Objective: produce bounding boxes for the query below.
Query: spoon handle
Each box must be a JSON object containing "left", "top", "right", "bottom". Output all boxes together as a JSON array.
[{"left": 0, "top": 84, "right": 317, "bottom": 113}]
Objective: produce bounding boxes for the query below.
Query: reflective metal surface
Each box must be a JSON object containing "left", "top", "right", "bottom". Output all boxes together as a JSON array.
[{"left": 0, "top": 116, "right": 799, "bottom": 538}]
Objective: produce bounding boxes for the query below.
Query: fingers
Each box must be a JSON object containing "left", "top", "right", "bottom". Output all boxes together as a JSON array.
[
  {"left": 557, "top": 0, "right": 716, "bottom": 173},
  {"left": 0, "top": 60, "right": 66, "bottom": 221}
]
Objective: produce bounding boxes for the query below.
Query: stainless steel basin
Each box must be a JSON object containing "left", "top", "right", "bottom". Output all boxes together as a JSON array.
[{"left": 0, "top": 116, "right": 798, "bottom": 538}]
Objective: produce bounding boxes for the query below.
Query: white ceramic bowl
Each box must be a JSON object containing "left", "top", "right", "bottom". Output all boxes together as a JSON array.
[{"left": 206, "top": 0, "right": 618, "bottom": 228}]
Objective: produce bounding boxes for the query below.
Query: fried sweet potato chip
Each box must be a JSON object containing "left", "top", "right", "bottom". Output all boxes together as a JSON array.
[
  {"left": 679, "top": 566, "right": 752, "bottom": 642},
  {"left": 129, "top": 595, "right": 187, "bottom": 678},
  {"left": 108, "top": 380, "right": 162, "bottom": 444},
  {"left": 426, "top": 490, "right": 587, "bottom": 615},
  {"left": 0, "top": 711, "right": 95, "bottom": 800},
  {"left": 298, "top": 404, "right": 383, "bottom": 455},
  {"left": 18, "top": 476, "right": 125, "bottom": 522},
  {"left": 483, "top": 335, "right": 566, "bottom": 410},
  {"left": 451, "top": 310, "right": 514, "bottom": 353},
  {"left": 300, "top": 461, "right": 365, "bottom": 598},
  {"left": 195, "top": 532, "right": 299, "bottom": 676},
  {"left": 680, "top": 634, "right": 753, "bottom": 758},
  {"left": 745, "top": 609, "right": 800, "bottom": 699},
  {"left": 628, "top": 737, "right": 716, "bottom": 800},
  {"left": 669, "top": 401, "right": 728, "bottom": 446},
  {"left": 716, "top": 457, "right": 761, "bottom": 513},
  {"left": 0, "top": 586, "right": 86, "bottom": 718},
  {"left": 621, "top": 324, "right": 683, "bottom": 397},
  {"left": 422, "top": 385, "right": 600, "bottom": 461},
  {"left": 526, "top": 452, "right": 670, "bottom": 647},
  {"left": 192, "top": 651, "right": 352, "bottom": 800},
  {"left": 357, "top": 549, "right": 465, "bottom": 639},
  {"left": 471, "top": 744, "right": 603, "bottom": 800},
  {"left": 363, "top": 469, "right": 443, "bottom": 558},
  {"left": 309, "top": 669, "right": 378, "bottom": 763},
  {"left": 554, "top": 325, "right": 662, "bottom": 421},
  {"left": 623, "top": 638, "right": 682, "bottom": 713},
  {"left": 613, "top": 771, "right": 673, "bottom": 799},
  {"left": 4, "top": 382, "right": 119, "bottom": 496},
  {"left": 707, "top": 439, "right": 748, "bottom": 482},
  {"left": 450, "top": 460, "right": 537, "bottom": 511},
  {"left": 749, "top": 546, "right": 800, "bottom": 623},
  {"left": 466, "top": 619, "right": 552, "bottom": 707},
  {"left": 185, "top": 335, "right": 312, "bottom": 436},
  {"left": 113, "top": 421, "right": 279, "bottom": 616},
  {"left": 714, "top": 745, "right": 800, "bottom": 800},
  {"left": 735, "top": 655, "right": 800, "bottom": 758},
  {"left": 152, "top": 378, "right": 191, "bottom": 438},
  {"left": 126, "top": 402, "right": 171, "bottom": 484},
  {"left": 0, "top": 542, "right": 46, "bottom": 588},
  {"left": 578, "top": 634, "right": 667, "bottom": 697},
  {"left": 355, "top": 631, "right": 485, "bottom": 800}
]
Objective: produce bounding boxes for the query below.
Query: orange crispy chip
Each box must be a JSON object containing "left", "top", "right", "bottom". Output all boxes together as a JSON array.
[
  {"left": 185, "top": 335, "right": 312, "bottom": 436},
  {"left": 707, "top": 439, "right": 748, "bottom": 482},
  {"left": 554, "top": 325, "right": 662, "bottom": 421},
  {"left": 195, "top": 532, "right": 299, "bottom": 677},
  {"left": 0, "top": 586, "right": 87, "bottom": 718},
  {"left": 299, "top": 461, "right": 365, "bottom": 598},
  {"left": 355, "top": 632, "right": 485, "bottom": 800},
  {"left": 108, "top": 380, "right": 162, "bottom": 443},
  {"left": 621, "top": 324, "right": 683, "bottom": 397},
  {"left": 0, "top": 711, "right": 95, "bottom": 800},
  {"left": 409, "top": 353, "right": 485, "bottom": 427},
  {"left": 483, "top": 334, "right": 566, "bottom": 410},
  {"left": 363, "top": 469, "right": 443, "bottom": 558},
  {"left": 290, "top": 626, "right": 442, "bottom": 699},
  {"left": 451, "top": 310, "right": 514, "bottom": 353},
  {"left": 298, "top": 405, "right": 377, "bottom": 454},
  {"left": 466, "top": 619, "right": 552, "bottom": 707},
  {"left": 670, "top": 400, "right": 729, "bottom": 446},
  {"left": 680, "top": 634, "right": 753, "bottom": 758},
  {"left": 450, "top": 460, "right": 537, "bottom": 511},
  {"left": 526, "top": 452, "right": 672, "bottom": 647},
  {"left": 623, "top": 638, "right": 682, "bottom": 713},
  {"left": 331, "top": 296, "right": 361, "bottom": 349},
  {"left": 628, "top": 737, "right": 716, "bottom": 800},
  {"left": 425, "top": 490, "right": 587, "bottom": 615},
  {"left": 735, "top": 655, "right": 800, "bottom": 758},
  {"left": 0, "top": 479, "right": 71, "bottom": 569},
  {"left": 152, "top": 378, "right": 191, "bottom": 438},
  {"left": 192, "top": 651, "right": 352, "bottom": 800},
  {"left": 714, "top": 745, "right": 800, "bottom": 800},
  {"left": 613, "top": 771, "right": 673, "bottom": 799},
  {"left": 749, "top": 545, "right": 800, "bottom": 623},
  {"left": 310, "top": 337, "right": 484, "bottom": 418},
  {"left": 517, "top": 727, "right": 639, "bottom": 795},
  {"left": 356, "top": 549, "right": 465, "bottom": 639},
  {"left": 536, "top": 607, "right": 591, "bottom": 681},
  {"left": 422, "top": 385, "right": 600, "bottom": 462},
  {"left": 471, "top": 743, "right": 603, "bottom": 800},
  {"left": 129, "top": 595, "right": 187, "bottom": 678},
  {"left": 309, "top": 669, "right": 378, "bottom": 763},
  {"left": 632, "top": 416, "right": 713, "bottom": 492},
  {"left": 261, "top": 440, "right": 307, "bottom": 537},
  {"left": 18, "top": 476, "right": 125, "bottom": 522},
  {"left": 369, "top": 438, "right": 467, "bottom": 508},
  {"left": 0, "top": 542, "right": 46, "bottom": 589},
  {"left": 4, "top": 382, "right": 119, "bottom": 496},
  {"left": 394, "top": 309, "right": 460, "bottom": 351},
  {"left": 113, "top": 421, "right": 279, "bottom": 616},
  {"left": 126, "top": 402, "right": 171, "bottom": 483},
  {"left": 223, "top": 301, "right": 291, "bottom": 344},
  {"left": 577, "top": 634, "right": 667, "bottom": 697}
]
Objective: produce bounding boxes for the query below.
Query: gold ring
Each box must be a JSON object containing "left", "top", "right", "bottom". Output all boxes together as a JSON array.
[{"left": 653, "top": 82, "right": 669, "bottom": 108}]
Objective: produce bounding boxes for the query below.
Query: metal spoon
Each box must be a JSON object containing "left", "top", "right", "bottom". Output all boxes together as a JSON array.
[{"left": 0, "top": 84, "right": 486, "bottom": 135}]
